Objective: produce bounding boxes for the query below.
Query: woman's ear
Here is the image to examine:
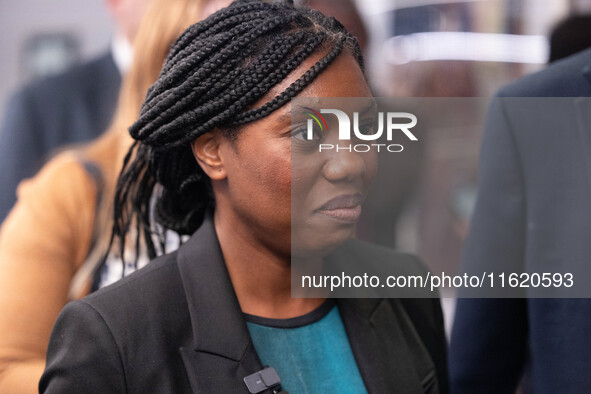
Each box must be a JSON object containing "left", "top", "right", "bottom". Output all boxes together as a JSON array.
[{"left": 190, "top": 129, "right": 227, "bottom": 180}]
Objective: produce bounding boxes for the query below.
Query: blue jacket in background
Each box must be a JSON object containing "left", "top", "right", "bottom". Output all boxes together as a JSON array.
[
  {"left": 450, "top": 48, "right": 591, "bottom": 393},
  {"left": 0, "top": 52, "right": 120, "bottom": 222}
]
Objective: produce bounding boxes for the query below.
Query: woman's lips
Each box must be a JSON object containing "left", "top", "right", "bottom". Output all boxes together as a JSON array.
[{"left": 316, "top": 193, "right": 363, "bottom": 223}]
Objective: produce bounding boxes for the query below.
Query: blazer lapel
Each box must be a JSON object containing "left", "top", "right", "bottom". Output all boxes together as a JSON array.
[
  {"left": 178, "top": 344, "right": 263, "bottom": 393},
  {"left": 176, "top": 213, "right": 269, "bottom": 393},
  {"left": 338, "top": 298, "right": 437, "bottom": 394}
]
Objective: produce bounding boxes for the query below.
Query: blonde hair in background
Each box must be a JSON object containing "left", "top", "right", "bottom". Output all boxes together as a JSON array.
[{"left": 69, "top": 0, "right": 205, "bottom": 298}]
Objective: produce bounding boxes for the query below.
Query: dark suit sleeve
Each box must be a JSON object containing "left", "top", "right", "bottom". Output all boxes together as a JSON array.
[
  {"left": 0, "top": 88, "right": 46, "bottom": 222},
  {"left": 449, "top": 97, "right": 528, "bottom": 394},
  {"left": 39, "top": 301, "right": 127, "bottom": 393}
]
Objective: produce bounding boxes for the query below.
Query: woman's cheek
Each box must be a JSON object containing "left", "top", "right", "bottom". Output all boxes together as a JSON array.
[{"left": 364, "top": 152, "right": 378, "bottom": 187}]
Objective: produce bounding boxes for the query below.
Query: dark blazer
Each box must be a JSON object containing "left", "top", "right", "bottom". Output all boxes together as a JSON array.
[
  {"left": 450, "top": 47, "right": 591, "bottom": 393},
  {"left": 0, "top": 52, "right": 120, "bottom": 222},
  {"left": 40, "top": 214, "right": 448, "bottom": 394}
]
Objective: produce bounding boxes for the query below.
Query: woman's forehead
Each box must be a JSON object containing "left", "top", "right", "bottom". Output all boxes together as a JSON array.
[{"left": 248, "top": 51, "right": 369, "bottom": 123}]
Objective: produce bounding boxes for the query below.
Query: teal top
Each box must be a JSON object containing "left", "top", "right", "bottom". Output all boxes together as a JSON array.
[{"left": 245, "top": 301, "right": 368, "bottom": 394}]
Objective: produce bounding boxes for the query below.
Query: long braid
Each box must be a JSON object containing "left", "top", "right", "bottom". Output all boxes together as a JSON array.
[
  {"left": 162, "top": 2, "right": 274, "bottom": 68},
  {"left": 137, "top": 25, "right": 307, "bottom": 145},
  {"left": 112, "top": 0, "right": 364, "bottom": 260},
  {"left": 149, "top": 31, "right": 327, "bottom": 149},
  {"left": 233, "top": 34, "right": 345, "bottom": 124}
]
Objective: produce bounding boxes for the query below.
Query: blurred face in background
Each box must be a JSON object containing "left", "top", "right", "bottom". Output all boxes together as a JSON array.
[
  {"left": 201, "top": 0, "right": 234, "bottom": 19},
  {"left": 106, "top": 0, "right": 151, "bottom": 42}
]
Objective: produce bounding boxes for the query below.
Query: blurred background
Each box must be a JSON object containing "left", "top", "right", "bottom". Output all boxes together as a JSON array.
[
  {"left": 2, "top": 0, "right": 591, "bottom": 333},
  {"left": 3, "top": 0, "right": 589, "bottom": 115},
  {"left": 0, "top": 0, "right": 112, "bottom": 112}
]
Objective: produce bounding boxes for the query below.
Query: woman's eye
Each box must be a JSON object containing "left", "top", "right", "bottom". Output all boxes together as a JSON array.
[
  {"left": 292, "top": 124, "right": 322, "bottom": 142},
  {"left": 358, "top": 121, "right": 375, "bottom": 135}
]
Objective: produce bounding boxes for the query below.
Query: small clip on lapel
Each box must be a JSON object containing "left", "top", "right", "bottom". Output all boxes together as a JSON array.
[{"left": 243, "top": 366, "right": 288, "bottom": 394}]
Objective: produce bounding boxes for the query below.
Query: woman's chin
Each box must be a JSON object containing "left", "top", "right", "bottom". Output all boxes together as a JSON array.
[{"left": 291, "top": 225, "right": 356, "bottom": 261}]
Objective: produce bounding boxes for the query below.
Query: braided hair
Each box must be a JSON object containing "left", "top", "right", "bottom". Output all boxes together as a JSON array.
[{"left": 112, "top": 0, "right": 364, "bottom": 260}]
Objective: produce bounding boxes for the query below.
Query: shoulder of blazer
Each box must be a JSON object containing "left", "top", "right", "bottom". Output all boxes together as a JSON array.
[
  {"left": 83, "top": 249, "right": 182, "bottom": 304},
  {"left": 499, "top": 47, "right": 591, "bottom": 97},
  {"left": 41, "top": 250, "right": 196, "bottom": 393},
  {"left": 80, "top": 250, "right": 192, "bottom": 345}
]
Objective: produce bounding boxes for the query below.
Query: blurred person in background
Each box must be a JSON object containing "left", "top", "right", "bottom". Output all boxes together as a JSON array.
[
  {"left": 549, "top": 14, "right": 591, "bottom": 63},
  {"left": 0, "top": 0, "right": 150, "bottom": 223},
  {"left": 449, "top": 42, "right": 591, "bottom": 394},
  {"left": 0, "top": 0, "right": 215, "bottom": 391}
]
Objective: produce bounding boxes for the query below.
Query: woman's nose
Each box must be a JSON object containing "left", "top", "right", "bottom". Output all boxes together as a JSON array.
[{"left": 322, "top": 148, "right": 367, "bottom": 183}]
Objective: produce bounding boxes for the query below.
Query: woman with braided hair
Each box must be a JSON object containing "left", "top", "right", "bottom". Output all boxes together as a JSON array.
[{"left": 40, "top": 1, "right": 448, "bottom": 393}]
